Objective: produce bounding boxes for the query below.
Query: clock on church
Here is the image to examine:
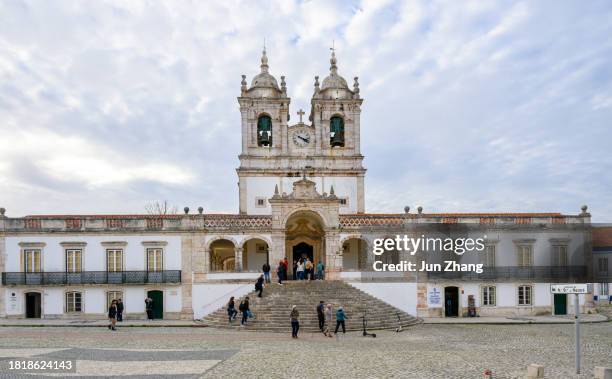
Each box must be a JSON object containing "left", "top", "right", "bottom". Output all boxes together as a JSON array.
[{"left": 292, "top": 129, "right": 311, "bottom": 147}]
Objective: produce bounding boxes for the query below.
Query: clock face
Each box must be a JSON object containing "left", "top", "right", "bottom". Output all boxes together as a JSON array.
[{"left": 292, "top": 130, "right": 311, "bottom": 147}]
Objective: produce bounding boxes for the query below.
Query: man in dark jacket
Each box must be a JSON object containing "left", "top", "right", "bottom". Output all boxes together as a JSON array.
[
  {"left": 262, "top": 262, "right": 271, "bottom": 283},
  {"left": 255, "top": 275, "right": 264, "bottom": 297},
  {"left": 316, "top": 300, "right": 325, "bottom": 332},
  {"left": 116, "top": 299, "right": 124, "bottom": 322},
  {"left": 239, "top": 297, "right": 250, "bottom": 326}
]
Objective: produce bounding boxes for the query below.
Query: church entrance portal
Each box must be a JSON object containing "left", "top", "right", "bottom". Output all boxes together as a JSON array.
[{"left": 285, "top": 210, "right": 325, "bottom": 279}]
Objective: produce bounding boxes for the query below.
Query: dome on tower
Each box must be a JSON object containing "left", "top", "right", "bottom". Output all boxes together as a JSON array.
[
  {"left": 319, "top": 50, "right": 353, "bottom": 99},
  {"left": 246, "top": 48, "right": 282, "bottom": 98}
]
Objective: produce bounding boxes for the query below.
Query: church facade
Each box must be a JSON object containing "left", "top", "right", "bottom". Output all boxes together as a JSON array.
[{"left": 0, "top": 50, "right": 594, "bottom": 321}]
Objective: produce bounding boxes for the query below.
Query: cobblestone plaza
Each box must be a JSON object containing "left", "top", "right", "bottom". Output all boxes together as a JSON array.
[{"left": 0, "top": 322, "right": 610, "bottom": 378}]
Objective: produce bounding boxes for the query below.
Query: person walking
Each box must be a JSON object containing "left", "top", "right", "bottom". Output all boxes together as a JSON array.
[
  {"left": 316, "top": 300, "right": 325, "bottom": 332},
  {"left": 239, "top": 297, "right": 250, "bottom": 327},
  {"left": 282, "top": 257, "right": 289, "bottom": 281},
  {"left": 277, "top": 260, "right": 285, "bottom": 285},
  {"left": 296, "top": 259, "right": 305, "bottom": 280},
  {"left": 108, "top": 300, "right": 118, "bottom": 331},
  {"left": 145, "top": 297, "right": 154, "bottom": 320},
  {"left": 290, "top": 305, "right": 300, "bottom": 339},
  {"left": 262, "top": 262, "right": 271, "bottom": 284},
  {"left": 227, "top": 296, "right": 237, "bottom": 323},
  {"left": 335, "top": 306, "right": 347, "bottom": 335},
  {"left": 255, "top": 274, "right": 265, "bottom": 298},
  {"left": 316, "top": 260, "right": 325, "bottom": 280},
  {"left": 323, "top": 303, "right": 334, "bottom": 337},
  {"left": 116, "top": 298, "right": 124, "bottom": 322},
  {"left": 305, "top": 258, "right": 313, "bottom": 280}
]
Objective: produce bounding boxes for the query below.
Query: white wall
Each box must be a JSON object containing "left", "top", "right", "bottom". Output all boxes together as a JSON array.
[
  {"left": 192, "top": 284, "right": 253, "bottom": 319},
  {"left": 350, "top": 282, "right": 417, "bottom": 316},
  {"left": 5, "top": 235, "right": 181, "bottom": 272},
  {"left": 244, "top": 239, "right": 268, "bottom": 271}
]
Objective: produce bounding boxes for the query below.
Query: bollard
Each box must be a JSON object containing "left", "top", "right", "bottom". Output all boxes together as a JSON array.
[
  {"left": 527, "top": 364, "right": 544, "bottom": 379},
  {"left": 594, "top": 367, "right": 612, "bottom": 379}
]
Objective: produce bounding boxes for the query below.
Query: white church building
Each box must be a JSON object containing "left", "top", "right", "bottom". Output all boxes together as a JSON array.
[{"left": 0, "top": 49, "right": 594, "bottom": 321}]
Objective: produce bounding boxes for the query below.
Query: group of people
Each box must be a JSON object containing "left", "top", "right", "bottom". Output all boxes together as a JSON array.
[
  {"left": 107, "top": 298, "right": 124, "bottom": 331},
  {"left": 293, "top": 258, "right": 325, "bottom": 281},
  {"left": 290, "top": 301, "right": 347, "bottom": 339},
  {"left": 227, "top": 295, "right": 253, "bottom": 326}
]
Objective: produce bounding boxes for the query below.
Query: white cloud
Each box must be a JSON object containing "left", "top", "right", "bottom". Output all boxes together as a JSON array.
[{"left": 0, "top": 0, "right": 611, "bottom": 220}]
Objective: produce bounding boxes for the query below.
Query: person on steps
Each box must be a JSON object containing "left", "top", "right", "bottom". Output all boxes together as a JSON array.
[
  {"left": 227, "top": 296, "right": 237, "bottom": 323},
  {"left": 276, "top": 260, "right": 285, "bottom": 285},
  {"left": 262, "top": 262, "right": 271, "bottom": 283},
  {"left": 239, "top": 297, "right": 250, "bottom": 327},
  {"left": 335, "top": 306, "right": 347, "bottom": 335},
  {"left": 316, "top": 300, "right": 325, "bottom": 332},
  {"left": 290, "top": 305, "right": 300, "bottom": 339},
  {"left": 323, "top": 303, "right": 334, "bottom": 337},
  {"left": 255, "top": 275, "right": 265, "bottom": 298}
]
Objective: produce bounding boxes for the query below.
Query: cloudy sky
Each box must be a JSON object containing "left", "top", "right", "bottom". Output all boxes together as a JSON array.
[{"left": 1, "top": 0, "right": 611, "bottom": 221}]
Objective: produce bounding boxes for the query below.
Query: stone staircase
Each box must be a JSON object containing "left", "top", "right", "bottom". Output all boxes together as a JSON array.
[{"left": 202, "top": 280, "right": 420, "bottom": 332}]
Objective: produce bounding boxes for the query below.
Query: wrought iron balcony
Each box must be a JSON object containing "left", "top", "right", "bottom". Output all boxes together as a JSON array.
[
  {"left": 1, "top": 270, "right": 182, "bottom": 285},
  {"left": 427, "top": 265, "right": 588, "bottom": 282}
]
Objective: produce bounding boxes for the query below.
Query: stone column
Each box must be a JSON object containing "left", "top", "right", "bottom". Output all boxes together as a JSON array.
[
  {"left": 235, "top": 247, "right": 243, "bottom": 272},
  {"left": 325, "top": 231, "right": 342, "bottom": 279},
  {"left": 179, "top": 234, "right": 194, "bottom": 320},
  {"left": 270, "top": 232, "right": 285, "bottom": 279}
]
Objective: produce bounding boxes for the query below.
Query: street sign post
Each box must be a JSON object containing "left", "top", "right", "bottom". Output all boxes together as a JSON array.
[{"left": 550, "top": 284, "right": 591, "bottom": 374}]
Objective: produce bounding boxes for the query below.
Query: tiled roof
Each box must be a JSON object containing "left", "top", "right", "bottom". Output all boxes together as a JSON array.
[{"left": 593, "top": 226, "right": 612, "bottom": 247}]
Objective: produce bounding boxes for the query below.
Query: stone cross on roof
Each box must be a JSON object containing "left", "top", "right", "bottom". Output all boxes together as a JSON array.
[{"left": 297, "top": 109, "right": 305, "bottom": 123}]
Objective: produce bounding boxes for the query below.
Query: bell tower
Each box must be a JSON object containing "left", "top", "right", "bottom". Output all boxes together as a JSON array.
[{"left": 237, "top": 48, "right": 365, "bottom": 215}]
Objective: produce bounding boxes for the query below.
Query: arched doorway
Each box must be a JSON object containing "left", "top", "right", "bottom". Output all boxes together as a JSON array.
[
  {"left": 209, "top": 239, "right": 236, "bottom": 272},
  {"left": 444, "top": 286, "right": 459, "bottom": 317},
  {"left": 285, "top": 210, "right": 325, "bottom": 278},
  {"left": 241, "top": 238, "right": 270, "bottom": 272},
  {"left": 25, "top": 292, "right": 41, "bottom": 318}
]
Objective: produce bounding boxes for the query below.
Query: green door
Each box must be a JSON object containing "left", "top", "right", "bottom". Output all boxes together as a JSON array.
[
  {"left": 554, "top": 294, "right": 567, "bottom": 315},
  {"left": 147, "top": 290, "right": 163, "bottom": 319}
]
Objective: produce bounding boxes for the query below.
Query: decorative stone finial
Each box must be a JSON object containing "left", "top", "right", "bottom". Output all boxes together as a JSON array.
[
  {"left": 404, "top": 206, "right": 410, "bottom": 214},
  {"left": 260, "top": 47, "right": 269, "bottom": 73},
  {"left": 353, "top": 76, "right": 360, "bottom": 99},
  {"left": 330, "top": 185, "right": 335, "bottom": 196},
  {"left": 183, "top": 207, "right": 189, "bottom": 215},
  {"left": 198, "top": 206, "right": 204, "bottom": 214},
  {"left": 329, "top": 42, "right": 338, "bottom": 75},
  {"left": 241, "top": 74, "right": 247, "bottom": 94},
  {"left": 581, "top": 205, "right": 588, "bottom": 214},
  {"left": 0, "top": 207, "right": 5, "bottom": 216},
  {"left": 280, "top": 75, "right": 286, "bottom": 96},
  {"left": 417, "top": 206, "right": 423, "bottom": 214},
  {"left": 314, "top": 76, "right": 320, "bottom": 92},
  {"left": 274, "top": 184, "right": 279, "bottom": 195}
]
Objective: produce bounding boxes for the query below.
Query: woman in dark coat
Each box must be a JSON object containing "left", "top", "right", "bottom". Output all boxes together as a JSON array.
[
  {"left": 108, "top": 300, "right": 118, "bottom": 331},
  {"left": 145, "top": 297, "right": 154, "bottom": 320},
  {"left": 227, "top": 296, "right": 237, "bottom": 323},
  {"left": 255, "top": 275, "right": 264, "bottom": 298}
]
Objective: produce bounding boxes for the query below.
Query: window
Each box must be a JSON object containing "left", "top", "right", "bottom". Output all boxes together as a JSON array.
[
  {"left": 329, "top": 116, "right": 345, "bottom": 147},
  {"left": 482, "top": 245, "right": 496, "bottom": 267},
  {"left": 257, "top": 115, "right": 272, "bottom": 146},
  {"left": 107, "top": 249, "right": 123, "bottom": 272},
  {"left": 598, "top": 257, "right": 609, "bottom": 276},
  {"left": 482, "top": 286, "right": 496, "bottom": 306},
  {"left": 255, "top": 197, "right": 266, "bottom": 207},
  {"left": 66, "top": 292, "right": 82, "bottom": 312},
  {"left": 551, "top": 245, "right": 568, "bottom": 266},
  {"left": 24, "top": 249, "right": 42, "bottom": 273},
  {"left": 66, "top": 249, "right": 82, "bottom": 273},
  {"left": 599, "top": 283, "right": 609, "bottom": 296},
  {"left": 147, "top": 248, "right": 163, "bottom": 272},
  {"left": 339, "top": 197, "right": 348, "bottom": 206},
  {"left": 518, "top": 285, "right": 532, "bottom": 306},
  {"left": 107, "top": 291, "right": 123, "bottom": 309},
  {"left": 517, "top": 245, "right": 533, "bottom": 267}
]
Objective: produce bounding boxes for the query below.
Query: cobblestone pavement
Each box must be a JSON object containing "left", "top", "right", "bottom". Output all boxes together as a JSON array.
[{"left": 0, "top": 323, "right": 610, "bottom": 378}]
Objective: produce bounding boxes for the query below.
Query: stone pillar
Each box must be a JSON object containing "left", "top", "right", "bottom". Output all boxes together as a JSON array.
[
  {"left": 270, "top": 232, "right": 285, "bottom": 279},
  {"left": 325, "top": 231, "right": 342, "bottom": 279},
  {"left": 235, "top": 247, "right": 243, "bottom": 272},
  {"left": 0, "top": 234, "right": 5, "bottom": 318},
  {"left": 179, "top": 234, "right": 195, "bottom": 320}
]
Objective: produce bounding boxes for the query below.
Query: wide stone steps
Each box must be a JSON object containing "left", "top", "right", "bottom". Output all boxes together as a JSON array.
[{"left": 202, "top": 281, "right": 419, "bottom": 332}]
